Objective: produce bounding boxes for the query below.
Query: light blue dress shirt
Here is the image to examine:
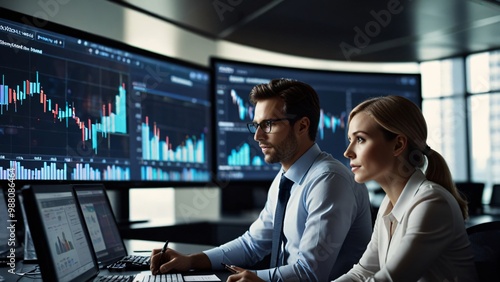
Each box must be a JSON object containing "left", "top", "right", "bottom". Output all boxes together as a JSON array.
[{"left": 204, "top": 143, "right": 372, "bottom": 281}]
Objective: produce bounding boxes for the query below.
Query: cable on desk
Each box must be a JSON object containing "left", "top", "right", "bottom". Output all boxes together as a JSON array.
[{"left": 13, "top": 265, "right": 42, "bottom": 281}]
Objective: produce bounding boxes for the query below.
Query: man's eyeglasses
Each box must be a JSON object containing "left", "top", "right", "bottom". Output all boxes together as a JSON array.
[{"left": 247, "top": 118, "right": 293, "bottom": 134}]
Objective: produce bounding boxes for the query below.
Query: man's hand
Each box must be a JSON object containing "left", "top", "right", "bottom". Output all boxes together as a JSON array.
[
  {"left": 150, "top": 247, "right": 192, "bottom": 275},
  {"left": 226, "top": 267, "right": 265, "bottom": 282}
]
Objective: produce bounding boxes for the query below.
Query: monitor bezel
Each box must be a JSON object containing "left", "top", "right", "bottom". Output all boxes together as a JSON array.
[
  {"left": 21, "top": 184, "right": 100, "bottom": 282},
  {"left": 73, "top": 183, "right": 129, "bottom": 267}
]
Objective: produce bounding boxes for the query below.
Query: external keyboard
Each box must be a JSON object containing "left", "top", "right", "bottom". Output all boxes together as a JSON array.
[
  {"left": 99, "top": 273, "right": 184, "bottom": 282},
  {"left": 137, "top": 273, "right": 184, "bottom": 282}
]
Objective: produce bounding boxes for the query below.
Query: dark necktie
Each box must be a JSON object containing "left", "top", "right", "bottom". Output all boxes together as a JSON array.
[{"left": 270, "top": 173, "right": 294, "bottom": 268}]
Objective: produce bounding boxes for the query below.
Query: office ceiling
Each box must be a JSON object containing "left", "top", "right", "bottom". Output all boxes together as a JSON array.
[{"left": 109, "top": 0, "right": 500, "bottom": 62}]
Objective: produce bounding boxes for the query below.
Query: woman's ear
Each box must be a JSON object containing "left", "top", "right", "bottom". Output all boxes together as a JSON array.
[{"left": 393, "top": 135, "right": 408, "bottom": 157}]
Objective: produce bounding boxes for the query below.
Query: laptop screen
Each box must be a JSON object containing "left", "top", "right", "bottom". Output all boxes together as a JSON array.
[
  {"left": 73, "top": 185, "right": 128, "bottom": 266},
  {"left": 22, "top": 185, "right": 99, "bottom": 282}
]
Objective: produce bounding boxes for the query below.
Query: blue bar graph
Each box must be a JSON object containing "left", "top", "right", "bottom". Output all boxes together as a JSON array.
[
  {"left": 142, "top": 116, "right": 205, "bottom": 163},
  {"left": 227, "top": 142, "right": 264, "bottom": 166},
  {"left": 71, "top": 163, "right": 130, "bottom": 181},
  {"left": 5, "top": 161, "right": 68, "bottom": 180},
  {"left": 141, "top": 166, "right": 210, "bottom": 181},
  {"left": 0, "top": 161, "right": 130, "bottom": 181}
]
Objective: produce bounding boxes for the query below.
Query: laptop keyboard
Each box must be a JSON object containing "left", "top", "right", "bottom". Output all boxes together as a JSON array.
[
  {"left": 122, "top": 255, "right": 151, "bottom": 266},
  {"left": 98, "top": 275, "right": 135, "bottom": 282},
  {"left": 108, "top": 255, "right": 151, "bottom": 271}
]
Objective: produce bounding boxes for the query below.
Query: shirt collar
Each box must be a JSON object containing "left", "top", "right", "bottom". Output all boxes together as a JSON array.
[
  {"left": 390, "top": 169, "right": 427, "bottom": 222},
  {"left": 282, "top": 143, "right": 321, "bottom": 185}
]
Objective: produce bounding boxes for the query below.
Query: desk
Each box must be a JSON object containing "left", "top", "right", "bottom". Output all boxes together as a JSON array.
[
  {"left": 466, "top": 213, "right": 500, "bottom": 228},
  {"left": 121, "top": 213, "right": 258, "bottom": 246},
  {"left": 0, "top": 240, "right": 232, "bottom": 282},
  {"left": 124, "top": 239, "right": 216, "bottom": 255}
]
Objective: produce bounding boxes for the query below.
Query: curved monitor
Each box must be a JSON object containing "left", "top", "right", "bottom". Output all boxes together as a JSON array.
[
  {"left": 212, "top": 58, "right": 421, "bottom": 184},
  {"left": 0, "top": 8, "right": 212, "bottom": 188}
]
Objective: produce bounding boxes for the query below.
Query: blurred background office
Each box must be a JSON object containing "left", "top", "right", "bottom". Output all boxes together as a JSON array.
[{"left": 1, "top": 0, "right": 499, "bottom": 225}]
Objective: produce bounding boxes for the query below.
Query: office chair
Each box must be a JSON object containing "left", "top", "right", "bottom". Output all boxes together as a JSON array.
[
  {"left": 455, "top": 182, "right": 485, "bottom": 215},
  {"left": 466, "top": 221, "right": 500, "bottom": 281},
  {"left": 490, "top": 184, "right": 500, "bottom": 207}
]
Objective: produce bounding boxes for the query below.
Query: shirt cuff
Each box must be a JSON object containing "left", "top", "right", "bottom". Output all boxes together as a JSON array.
[
  {"left": 203, "top": 248, "right": 224, "bottom": 270},
  {"left": 255, "top": 269, "right": 271, "bottom": 281}
]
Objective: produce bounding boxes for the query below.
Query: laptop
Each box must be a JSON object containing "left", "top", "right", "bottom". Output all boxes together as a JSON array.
[
  {"left": 72, "top": 184, "right": 150, "bottom": 271},
  {"left": 0, "top": 186, "right": 10, "bottom": 260},
  {"left": 17, "top": 189, "right": 38, "bottom": 262},
  {"left": 21, "top": 184, "right": 184, "bottom": 282}
]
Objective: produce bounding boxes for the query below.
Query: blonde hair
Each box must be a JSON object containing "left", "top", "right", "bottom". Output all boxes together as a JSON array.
[{"left": 349, "top": 96, "right": 468, "bottom": 219}]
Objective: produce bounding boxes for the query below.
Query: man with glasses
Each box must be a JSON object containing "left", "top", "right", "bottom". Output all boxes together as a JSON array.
[{"left": 150, "top": 79, "right": 372, "bottom": 282}]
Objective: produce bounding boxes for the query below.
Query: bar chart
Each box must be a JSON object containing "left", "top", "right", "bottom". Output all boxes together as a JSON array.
[{"left": 0, "top": 58, "right": 131, "bottom": 181}]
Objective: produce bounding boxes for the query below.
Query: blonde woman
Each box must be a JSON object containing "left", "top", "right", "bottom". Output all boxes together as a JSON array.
[{"left": 335, "top": 95, "right": 478, "bottom": 281}]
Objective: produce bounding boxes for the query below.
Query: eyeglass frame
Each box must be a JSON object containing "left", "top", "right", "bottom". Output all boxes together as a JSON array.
[{"left": 246, "top": 117, "right": 296, "bottom": 134}]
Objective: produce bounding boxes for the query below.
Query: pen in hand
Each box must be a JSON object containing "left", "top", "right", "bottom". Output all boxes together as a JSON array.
[
  {"left": 154, "top": 240, "right": 169, "bottom": 275},
  {"left": 221, "top": 263, "right": 239, "bottom": 274},
  {"left": 160, "top": 240, "right": 168, "bottom": 256}
]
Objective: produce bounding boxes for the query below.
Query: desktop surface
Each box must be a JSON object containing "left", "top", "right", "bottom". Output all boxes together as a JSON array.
[
  {"left": 0, "top": 264, "right": 231, "bottom": 282},
  {"left": 0, "top": 240, "right": 231, "bottom": 282}
]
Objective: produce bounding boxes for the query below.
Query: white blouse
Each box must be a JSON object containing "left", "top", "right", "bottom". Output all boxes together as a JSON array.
[{"left": 334, "top": 170, "right": 479, "bottom": 282}]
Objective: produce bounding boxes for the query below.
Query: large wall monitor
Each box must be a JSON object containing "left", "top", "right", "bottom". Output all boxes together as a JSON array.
[
  {"left": 212, "top": 58, "right": 421, "bottom": 184},
  {"left": 0, "top": 8, "right": 212, "bottom": 187}
]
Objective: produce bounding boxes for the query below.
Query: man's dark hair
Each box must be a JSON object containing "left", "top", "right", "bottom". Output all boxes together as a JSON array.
[{"left": 249, "top": 78, "right": 320, "bottom": 141}]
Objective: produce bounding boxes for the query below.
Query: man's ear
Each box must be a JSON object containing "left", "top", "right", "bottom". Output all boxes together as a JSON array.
[
  {"left": 393, "top": 135, "right": 408, "bottom": 157},
  {"left": 296, "top": 117, "right": 310, "bottom": 136}
]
